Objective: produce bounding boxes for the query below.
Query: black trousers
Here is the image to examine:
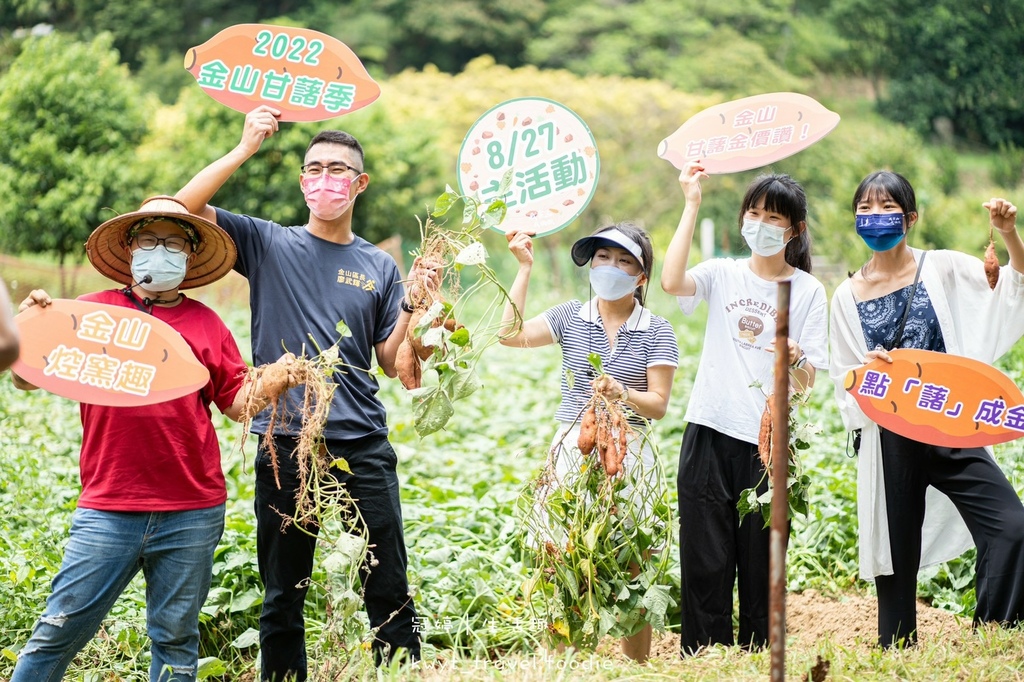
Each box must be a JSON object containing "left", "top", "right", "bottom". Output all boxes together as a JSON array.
[
  {"left": 678, "top": 423, "right": 771, "bottom": 655},
  {"left": 877, "top": 428, "right": 1024, "bottom": 647},
  {"left": 255, "top": 433, "right": 420, "bottom": 681}
]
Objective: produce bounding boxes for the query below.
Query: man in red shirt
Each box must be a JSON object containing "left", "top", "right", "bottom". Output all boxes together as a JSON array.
[{"left": 10, "top": 196, "right": 295, "bottom": 682}]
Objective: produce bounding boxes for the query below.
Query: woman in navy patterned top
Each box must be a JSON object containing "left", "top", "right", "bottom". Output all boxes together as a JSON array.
[
  {"left": 500, "top": 223, "right": 679, "bottom": 661},
  {"left": 829, "top": 169, "right": 1024, "bottom": 648}
]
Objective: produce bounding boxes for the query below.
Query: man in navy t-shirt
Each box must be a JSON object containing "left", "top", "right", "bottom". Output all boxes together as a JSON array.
[{"left": 177, "top": 105, "right": 430, "bottom": 678}]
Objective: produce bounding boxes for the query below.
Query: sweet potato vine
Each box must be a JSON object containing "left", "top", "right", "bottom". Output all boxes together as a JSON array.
[
  {"left": 396, "top": 175, "right": 523, "bottom": 436},
  {"left": 514, "top": 354, "right": 673, "bottom": 650}
]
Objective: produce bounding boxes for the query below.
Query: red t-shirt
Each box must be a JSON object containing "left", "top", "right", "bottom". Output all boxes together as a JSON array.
[{"left": 76, "top": 290, "right": 246, "bottom": 511}]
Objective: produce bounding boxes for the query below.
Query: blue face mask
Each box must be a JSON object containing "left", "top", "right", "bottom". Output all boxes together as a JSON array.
[
  {"left": 589, "top": 266, "right": 641, "bottom": 301},
  {"left": 131, "top": 245, "right": 188, "bottom": 291},
  {"left": 856, "top": 213, "right": 906, "bottom": 252}
]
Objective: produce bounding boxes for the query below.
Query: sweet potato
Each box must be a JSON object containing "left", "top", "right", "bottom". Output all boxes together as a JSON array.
[
  {"left": 985, "top": 239, "right": 999, "bottom": 289},
  {"left": 260, "top": 362, "right": 291, "bottom": 401},
  {"left": 396, "top": 339, "right": 421, "bottom": 389},
  {"left": 407, "top": 309, "right": 435, "bottom": 361},
  {"left": 596, "top": 410, "right": 611, "bottom": 473},
  {"left": 598, "top": 405, "right": 614, "bottom": 475},
  {"left": 616, "top": 416, "right": 629, "bottom": 473},
  {"left": 758, "top": 396, "right": 773, "bottom": 470},
  {"left": 577, "top": 405, "right": 597, "bottom": 455}
]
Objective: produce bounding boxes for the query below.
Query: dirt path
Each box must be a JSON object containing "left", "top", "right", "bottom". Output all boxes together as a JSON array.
[{"left": 639, "top": 588, "right": 969, "bottom": 661}]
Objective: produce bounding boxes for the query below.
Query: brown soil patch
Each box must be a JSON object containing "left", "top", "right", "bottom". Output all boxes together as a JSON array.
[
  {"left": 600, "top": 588, "right": 970, "bottom": 663},
  {"left": 785, "top": 588, "right": 970, "bottom": 649}
]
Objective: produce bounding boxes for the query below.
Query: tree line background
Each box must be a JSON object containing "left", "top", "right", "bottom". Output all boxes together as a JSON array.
[{"left": 0, "top": 0, "right": 1022, "bottom": 289}]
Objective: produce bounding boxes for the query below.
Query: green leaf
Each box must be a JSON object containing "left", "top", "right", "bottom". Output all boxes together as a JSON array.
[
  {"left": 583, "top": 521, "right": 600, "bottom": 552},
  {"left": 737, "top": 487, "right": 759, "bottom": 522},
  {"left": 197, "top": 657, "right": 227, "bottom": 678},
  {"left": 321, "top": 532, "right": 367, "bottom": 572},
  {"left": 229, "top": 588, "right": 263, "bottom": 613},
  {"left": 449, "top": 327, "right": 470, "bottom": 347},
  {"left": 641, "top": 584, "right": 672, "bottom": 630},
  {"left": 432, "top": 185, "right": 459, "bottom": 217},
  {"left": 330, "top": 458, "right": 352, "bottom": 474},
  {"left": 230, "top": 628, "right": 260, "bottom": 649},
  {"left": 449, "top": 367, "right": 483, "bottom": 401},
  {"left": 411, "top": 386, "right": 455, "bottom": 436},
  {"left": 480, "top": 200, "right": 507, "bottom": 230},
  {"left": 565, "top": 369, "right": 576, "bottom": 390},
  {"left": 335, "top": 320, "right": 352, "bottom": 338},
  {"left": 587, "top": 353, "right": 604, "bottom": 374},
  {"left": 599, "top": 609, "right": 618, "bottom": 638},
  {"left": 463, "top": 198, "right": 477, "bottom": 226}
]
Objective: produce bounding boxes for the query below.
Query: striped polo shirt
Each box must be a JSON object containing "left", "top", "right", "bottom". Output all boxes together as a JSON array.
[{"left": 543, "top": 298, "right": 679, "bottom": 427}]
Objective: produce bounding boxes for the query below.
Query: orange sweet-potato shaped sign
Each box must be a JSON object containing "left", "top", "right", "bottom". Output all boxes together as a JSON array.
[
  {"left": 184, "top": 23, "right": 380, "bottom": 122},
  {"left": 13, "top": 300, "right": 210, "bottom": 407},
  {"left": 658, "top": 92, "right": 840, "bottom": 174},
  {"left": 845, "top": 349, "right": 1024, "bottom": 448}
]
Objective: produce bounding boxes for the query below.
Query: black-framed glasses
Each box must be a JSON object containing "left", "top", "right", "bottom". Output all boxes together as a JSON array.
[
  {"left": 133, "top": 233, "right": 189, "bottom": 254},
  {"left": 300, "top": 162, "right": 362, "bottom": 178}
]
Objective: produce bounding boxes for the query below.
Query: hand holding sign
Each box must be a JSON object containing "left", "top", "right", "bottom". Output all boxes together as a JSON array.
[{"left": 242, "top": 105, "right": 281, "bottom": 151}]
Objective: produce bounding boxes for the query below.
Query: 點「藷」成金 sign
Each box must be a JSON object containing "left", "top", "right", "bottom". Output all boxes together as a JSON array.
[
  {"left": 845, "top": 348, "right": 1024, "bottom": 448},
  {"left": 184, "top": 23, "right": 381, "bottom": 122},
  {"left": 457, "top": 97, "right": 600, "bottom": 237},
  {"left": 13, "top": 299, "right": 211, "bottom": 407}
]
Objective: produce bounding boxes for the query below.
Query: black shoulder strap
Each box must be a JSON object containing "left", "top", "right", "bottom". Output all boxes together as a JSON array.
[{"left": 888, "top": 252, "right": 926, "bottom": 351}]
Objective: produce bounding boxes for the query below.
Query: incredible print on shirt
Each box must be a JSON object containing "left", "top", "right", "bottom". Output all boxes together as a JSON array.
[{"left": 725, "top": 296, "right": 777, "bottom": 352}]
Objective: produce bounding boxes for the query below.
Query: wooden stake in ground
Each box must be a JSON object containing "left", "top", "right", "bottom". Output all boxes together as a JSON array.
[{"left": 770, "top": 281, "right": 791, "bottom": 682}]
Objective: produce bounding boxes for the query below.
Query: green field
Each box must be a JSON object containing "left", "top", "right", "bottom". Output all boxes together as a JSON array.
[{"left": 3, "top": 270, "right": 1024, "bottom": 681}]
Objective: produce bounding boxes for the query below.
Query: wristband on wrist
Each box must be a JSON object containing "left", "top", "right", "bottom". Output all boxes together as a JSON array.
[
  {"left": 400, "top": 298, "right": 414, "bottom": 314},
  {"left": 620, "top": 386, "right": 629, "bottom": 402},
  {"left": 791, "top": 353, "right": 808, "bottom": 370}
]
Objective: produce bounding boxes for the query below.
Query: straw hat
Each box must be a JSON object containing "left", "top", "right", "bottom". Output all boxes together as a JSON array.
[{"left": 86, "top": 196, "right": 237, "bottom": 289}]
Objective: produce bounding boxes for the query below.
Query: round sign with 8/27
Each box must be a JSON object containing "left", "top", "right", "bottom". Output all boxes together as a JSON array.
[{"left": 457, "top": 97, "right": 600, "bottom": 237}]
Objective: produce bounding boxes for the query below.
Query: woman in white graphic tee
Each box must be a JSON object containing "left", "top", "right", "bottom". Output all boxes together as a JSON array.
[{"left": 661, "top": 161, "right": 828, "bottom": 656}]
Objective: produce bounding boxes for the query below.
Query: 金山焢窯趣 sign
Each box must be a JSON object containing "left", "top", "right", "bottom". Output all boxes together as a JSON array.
[
  {"left": 13, "top": 299, "right": 210, "bottom": 407},
  {"left": 457, "top": 97, "right": 600, "bottom": 237},
  {"left": 845, "top": 348, "right": 1024, "bottom": 448},
  {"left": 184, "top": 24, "right": 380, "bottom": 122}
]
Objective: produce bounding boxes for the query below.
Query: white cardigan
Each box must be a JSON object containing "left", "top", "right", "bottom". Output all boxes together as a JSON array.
[{"left": 829, "top": 248, "right": 1024, "bottom": 580}]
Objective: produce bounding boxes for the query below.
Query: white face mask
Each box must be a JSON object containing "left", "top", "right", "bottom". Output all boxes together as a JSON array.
[
  {"left": 589, "top": 265, "right": 641, "bottom": 301},
  {"left": 131, "top": 246, "right": 188, "bottom": 291},
  {"left": 741, "top": 218, "right": 790, "bottom": 257}
]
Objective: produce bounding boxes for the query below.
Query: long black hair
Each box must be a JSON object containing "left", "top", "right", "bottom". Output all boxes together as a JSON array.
[{"left": 738, "top": 173, "right": 813, "bottom": 273}]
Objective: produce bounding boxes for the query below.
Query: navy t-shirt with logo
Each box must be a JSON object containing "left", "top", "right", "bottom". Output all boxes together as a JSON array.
[{"left": 215, "top": 208, "right": 403, "bottom": 440}]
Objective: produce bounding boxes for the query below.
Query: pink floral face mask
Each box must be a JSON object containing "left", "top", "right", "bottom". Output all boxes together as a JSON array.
[{"left": 301, "top": 174, "right": 354, "bottom": 221}]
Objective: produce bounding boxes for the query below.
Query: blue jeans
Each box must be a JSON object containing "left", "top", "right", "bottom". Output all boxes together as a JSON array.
[{"left": 11, "top": 505, "right": 225, "bottom": 682}]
